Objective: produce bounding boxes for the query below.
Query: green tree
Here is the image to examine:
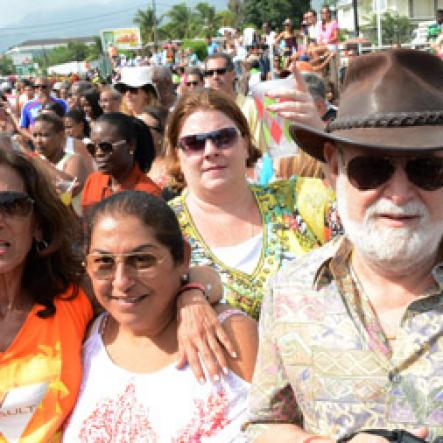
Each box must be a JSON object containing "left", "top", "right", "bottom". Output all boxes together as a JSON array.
[
  {"left": 164, "top": 3, "right": 198, "bottom": 39},
  {"left": 362, "top": 11, "right": 413, "bottom": 45},
  {"left": 242, "top": 0, "right": 310, "bottom": 30},
  {"left": 195, "top": 2, "right": 220, "bottom": 36},
  {"left": 0, "top": 56, "right": 15, "bottom": 75},
  {"left": 134, "top": 6, "right": 161, "bottom": 44},
  {"left": 228, "top": 0, "right": 244, "bottom": 27},
  {"left": 217, "top": 10, "right": 237, "bottom": 28}
]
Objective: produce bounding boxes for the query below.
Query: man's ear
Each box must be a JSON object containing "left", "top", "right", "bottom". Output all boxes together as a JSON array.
[{"left": 324, "top": 142, "right": 339, "bottom": 188}]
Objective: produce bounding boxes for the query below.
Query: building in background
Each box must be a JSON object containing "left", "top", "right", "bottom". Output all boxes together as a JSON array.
[
  {"left": 4, "top": 37, "right": 96, "bottom": 61},
  {"left": 336, "top": 0, "right": 443, "bottom": 33}
]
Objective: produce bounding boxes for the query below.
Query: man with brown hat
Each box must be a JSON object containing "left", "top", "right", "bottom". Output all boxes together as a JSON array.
[{"left": 244, "top": 49, "right": 443, "bottom": 442}]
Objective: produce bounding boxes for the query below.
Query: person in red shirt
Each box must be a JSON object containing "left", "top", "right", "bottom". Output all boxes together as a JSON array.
[{"left": 81, "top": 112, "right": 161, "bottom": 213}]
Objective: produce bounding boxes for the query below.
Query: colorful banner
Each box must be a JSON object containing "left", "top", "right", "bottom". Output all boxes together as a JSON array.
[{"left": 100, "top": 28, "right": 142, "bottom": 51}]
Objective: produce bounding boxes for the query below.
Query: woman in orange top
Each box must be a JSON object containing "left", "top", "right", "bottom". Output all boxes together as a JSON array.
[
  {"left": 0, "top": 146, "right": 93, "bottom": 442},
  {"left": 81, "top": 112, "right": 161, "bottom": 214}
]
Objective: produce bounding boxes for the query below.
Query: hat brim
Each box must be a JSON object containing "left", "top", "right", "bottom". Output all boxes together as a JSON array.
[{"left": 290, "top": 123, "right": 443, "bottom": 162}]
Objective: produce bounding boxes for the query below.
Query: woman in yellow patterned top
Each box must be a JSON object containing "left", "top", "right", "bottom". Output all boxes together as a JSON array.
[{"left": 166, "top": 89, "right": 338, "bottom": 320}]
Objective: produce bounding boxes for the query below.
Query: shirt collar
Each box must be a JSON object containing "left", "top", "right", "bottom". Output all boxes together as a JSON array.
[
  {"left": 314, "top": 236, "right": 443, "bottom": 294},
  {"left": 105, "top": 163, "right": 142, "bottom": 193}
]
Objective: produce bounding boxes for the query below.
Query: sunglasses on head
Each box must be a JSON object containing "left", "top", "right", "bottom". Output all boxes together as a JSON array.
[
  {"left": 178, "top": 127, "right": 240, "bottom": 152},
  {"left": 342, "top": 154, "right": 443, "bottom": 191},
  {"left": 204, "top": 68, "right": 228, "bottom": 77},
  {"left": 86, "top": 139, "right": 126, "bottom": 156},
  {"left": 186, "top": 81, "right": 199, "bottom": 86},
  {"left": 0, "top": 192, "right": 34, "bottom": 217}
]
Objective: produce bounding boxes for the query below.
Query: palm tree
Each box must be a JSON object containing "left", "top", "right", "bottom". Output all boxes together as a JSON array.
[
  {"left": 164, "top": 3, "right": 198, "bottom": 39},
  {"left": 216, "top": 10, "right": 236, "bottom": 28},
  {"left": 195, "top": 2, "right": 220, "bottom": 36},
  {"left": 134, "top": 6, "right": 161, "bottom": 44},
  {"left": 362, "top": 11, "right": 412, "bottom": 45}
]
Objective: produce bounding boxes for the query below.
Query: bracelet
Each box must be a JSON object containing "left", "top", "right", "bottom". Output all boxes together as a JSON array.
[
  {"left": 303, "top": 435, "right": 331, "bottom": 443},
  {"left": 176, "top": 282, "right": 208, "bottom": 301}
]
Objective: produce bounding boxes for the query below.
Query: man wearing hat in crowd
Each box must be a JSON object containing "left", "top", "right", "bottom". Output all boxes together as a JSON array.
[{"left": 244, "top": 49, "right": 443, "bottom": 441}]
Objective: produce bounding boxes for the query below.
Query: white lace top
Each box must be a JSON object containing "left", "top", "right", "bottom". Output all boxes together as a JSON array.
[{"left": 63, "top": 311, "right": 250, "bottom": 442}]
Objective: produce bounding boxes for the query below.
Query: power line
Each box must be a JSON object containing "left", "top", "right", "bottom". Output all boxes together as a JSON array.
[{"left": 0, "top": 0, "right": 181, "bottom": 32}]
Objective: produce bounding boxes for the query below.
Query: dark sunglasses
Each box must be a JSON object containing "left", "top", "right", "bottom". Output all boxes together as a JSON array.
[
  {"left": 343, "top": 155, "right": 443, "bottom": 191},
  {"left": 86, "top": 139, "right": 126, "bottom": 155},
  {"left": 119, "top": 85, "right": 139, "bottom": 94},
  {"left": 34, "top": 84, "right": 49, "bottom": 89},
  {"left": 204, "top": 68, "right": 228, "bottom": 77},
  {"left": 186, "top": 81, "right": 200, "bottom": 86},
  {"left": 178, "top": 127, "right": 240, "bottom": 152},
  {"left": 0, "top": 192, "right": 34, "bottom": 217}
]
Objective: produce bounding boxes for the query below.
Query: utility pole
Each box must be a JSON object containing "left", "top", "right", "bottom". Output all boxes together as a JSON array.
[
  {"left": 352, "top": 0, "right": 359, "bottom": 37},
  {"left": 152, "top": 0, "right": 158, "bottom": 48}
]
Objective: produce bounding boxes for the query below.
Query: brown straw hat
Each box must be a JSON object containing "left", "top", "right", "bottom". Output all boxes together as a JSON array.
[{"left": 290, "top": 49, "right": 443, "bottom": 162}]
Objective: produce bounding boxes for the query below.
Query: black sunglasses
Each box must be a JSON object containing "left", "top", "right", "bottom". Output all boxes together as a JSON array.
[
  {"left": 0, "top": 192, "right": 34, "bottom": 217},
  {"left": 343, "top": 155, "right": 443, "bottom": 191},
  {"left": 119, "top": 85, "right": 139, "bottom": 94},
  {"left": 86, "top": 140, "right": 126, "bottom": 156},
  {"left": 186, "top": 81, "right": 200, "bottom": 86},
  {"left": 204, "top": 68, "right": 228, "bottom": 77},
  {"left": 34, "top": 84, "right": 49, "bottom": 89},
  {"left": 178, "top": 127, "right": 240, "bottom": 152}
]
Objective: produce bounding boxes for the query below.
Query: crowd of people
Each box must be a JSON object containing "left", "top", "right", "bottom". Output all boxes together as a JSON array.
[{"left": 0, "top": 5, "right": 443, "bottom": 442}]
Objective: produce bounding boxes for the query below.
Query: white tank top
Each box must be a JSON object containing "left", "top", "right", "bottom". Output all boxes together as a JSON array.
[{"left": 63, "top": 311, "right": 250, "bottom": 442}]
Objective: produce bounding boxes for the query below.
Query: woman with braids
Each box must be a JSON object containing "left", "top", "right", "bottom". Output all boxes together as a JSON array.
[
  {"left": 81, "top": 112, "right": 161, "bottom": 214},
  {"left": 0, "top": 147, "right": 93, "bottom": 441}
]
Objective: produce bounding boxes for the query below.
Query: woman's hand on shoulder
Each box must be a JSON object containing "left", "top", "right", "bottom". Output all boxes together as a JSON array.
[{"left": 176, "top": 290, "right": 237, "bottom": 384}]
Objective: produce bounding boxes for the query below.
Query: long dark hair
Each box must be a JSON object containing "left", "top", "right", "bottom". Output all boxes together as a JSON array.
[
  {"left": 81, "top": 89, "right": 103, "bottom": 121},
  {"left": 96, "top": 112, "right": 156, "bottom": 173},
  {"left": 65, "top": 108, "right": 90, "bottom": 137},
  {"left": 0, "top": 149, "right": 83, "bottom": 317}
]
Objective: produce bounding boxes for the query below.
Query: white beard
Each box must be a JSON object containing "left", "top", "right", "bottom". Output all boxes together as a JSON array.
[{"left": 336, "top": 173, "right": 443, "bottom": 275}]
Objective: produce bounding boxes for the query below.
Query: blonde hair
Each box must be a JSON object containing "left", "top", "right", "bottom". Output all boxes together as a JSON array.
[
  {"left": 164, "top": 88, "right": 261, "bottom": 191},
  {"left": 120, "top": 87, "right": 159, "bottom": 116},
  {"left": 276, "top": 150, "right": 324, "bottom": 179}
]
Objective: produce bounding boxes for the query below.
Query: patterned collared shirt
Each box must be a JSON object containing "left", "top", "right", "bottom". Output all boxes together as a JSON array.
[{"left": 244, "top": 236, "right": 443, "bottom": 441}]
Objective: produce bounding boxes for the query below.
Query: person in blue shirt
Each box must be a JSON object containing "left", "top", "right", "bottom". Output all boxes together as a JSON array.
[
  {"left": 20, "top": 77, "right": 68, "bottom": 132},
  {"left": 205, "top": 35, "right": 219, "bottom": 56}
]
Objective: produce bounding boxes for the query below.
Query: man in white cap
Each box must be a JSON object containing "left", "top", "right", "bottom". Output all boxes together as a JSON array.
[{"left": 244, "top": 49, "right": 443, "bottom": 442}]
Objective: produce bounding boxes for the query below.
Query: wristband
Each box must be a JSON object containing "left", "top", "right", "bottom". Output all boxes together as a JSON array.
[{"left": 176, "top": 282, "right": 208, "bottom": 301}]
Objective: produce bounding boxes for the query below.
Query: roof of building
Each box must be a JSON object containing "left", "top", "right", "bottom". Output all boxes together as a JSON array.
[{"left": 13, "top": 36, "right": 96, "bottom": 48}]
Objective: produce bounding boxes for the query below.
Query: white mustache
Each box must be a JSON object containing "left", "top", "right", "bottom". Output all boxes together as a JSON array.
[{"left": 365, "top": 199, "right": 427, "bottom": 220}]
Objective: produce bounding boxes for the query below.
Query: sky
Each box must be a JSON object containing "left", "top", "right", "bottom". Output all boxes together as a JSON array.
[{"left": 0, "top": 0, "right": 227, "bottom": 52}]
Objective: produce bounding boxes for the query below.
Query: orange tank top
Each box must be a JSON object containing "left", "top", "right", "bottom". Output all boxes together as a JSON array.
[{"left": 0, "top": 288, "right": 93, "bottom": 442}]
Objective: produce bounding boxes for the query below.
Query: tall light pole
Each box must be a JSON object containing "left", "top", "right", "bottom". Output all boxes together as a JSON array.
[
  {"left": 152, "top": 0, "right": 158, "bottom": 48},
  {"left": 352, "top": 0, "right": 359, "bottom": 36}
]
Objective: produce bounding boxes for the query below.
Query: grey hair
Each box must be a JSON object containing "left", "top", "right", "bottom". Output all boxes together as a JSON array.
[{"left": 302, "top": 72, "right": 326, "bottom": 101}]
